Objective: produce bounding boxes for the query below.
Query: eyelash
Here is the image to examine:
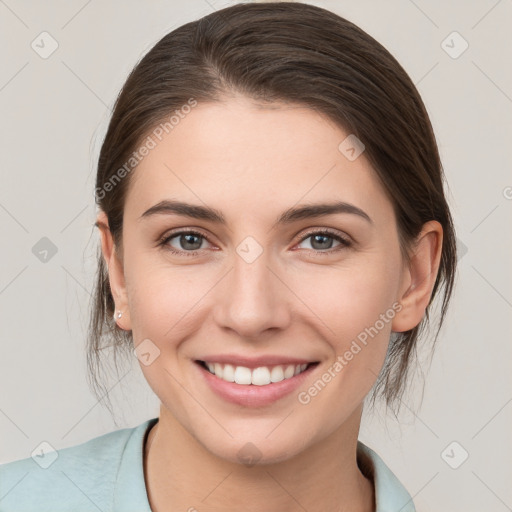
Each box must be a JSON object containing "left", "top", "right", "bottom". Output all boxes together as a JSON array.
[{"left": 158, "top": 228, "right": 352, "bottom": 257}]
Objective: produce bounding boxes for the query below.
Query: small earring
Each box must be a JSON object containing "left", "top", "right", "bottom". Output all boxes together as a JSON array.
[{"left": 113, "top": 310, "right": 123, "bottom": 322}]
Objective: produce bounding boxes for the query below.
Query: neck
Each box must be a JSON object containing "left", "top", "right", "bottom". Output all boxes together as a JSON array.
[{"left": 144, "top": 404, "right": 374, "bottom": 512}]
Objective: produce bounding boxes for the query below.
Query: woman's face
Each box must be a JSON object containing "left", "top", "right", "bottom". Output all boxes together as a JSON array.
[{"left": 108, "top": 96, "right": 413, "bottom": 463}]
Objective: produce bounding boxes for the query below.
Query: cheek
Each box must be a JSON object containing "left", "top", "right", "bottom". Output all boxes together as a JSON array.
[
  {"left": 123, "top": 254, "right": 210, "bottom": 406},
  {"left": 291, "top": 259, "right": 402, "bottom": 422},
  {"left": 124, "top": 248, "right": 214, "bottom": 344},
  {"left": 295, "top": 253, "right": 401, "bottom": 364}
]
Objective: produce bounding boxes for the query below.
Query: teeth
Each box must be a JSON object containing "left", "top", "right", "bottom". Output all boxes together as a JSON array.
[
  {"left": 203, "top": 362, "right": 310, "bottom": 386},
  {"left": 222, "top": 364, "right": 235, "bottom": 382}
]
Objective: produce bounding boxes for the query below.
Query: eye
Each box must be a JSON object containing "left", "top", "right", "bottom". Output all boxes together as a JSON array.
[
  {"left": 159, "top": 230, "right": 212, "bottom": 256},
  {"left": 296, "top": 229, "right": 352, "bottom": 253}
]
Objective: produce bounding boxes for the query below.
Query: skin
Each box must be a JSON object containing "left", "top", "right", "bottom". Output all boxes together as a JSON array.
[{"left": 97, "top": 95, "right": 443, "bottom": 512}]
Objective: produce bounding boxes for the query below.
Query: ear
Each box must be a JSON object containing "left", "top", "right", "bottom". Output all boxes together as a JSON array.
[
  {"left": 392, "top": 220, "right": 443, "bottom": 333},
  {"left": 96, "top": 210, "right": 132, "bottom": 331}
]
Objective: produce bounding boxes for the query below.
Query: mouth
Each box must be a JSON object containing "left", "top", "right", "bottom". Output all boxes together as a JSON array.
[{"left": 195, "top": 360, "right": 320, "bottom": 386}]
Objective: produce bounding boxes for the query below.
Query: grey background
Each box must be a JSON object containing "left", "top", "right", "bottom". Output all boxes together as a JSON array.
[{"left": 1, "top": 1, "right": 511, "bottom": 510}]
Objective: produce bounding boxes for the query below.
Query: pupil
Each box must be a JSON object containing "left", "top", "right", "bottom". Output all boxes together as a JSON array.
[
  {"left": 312, "top": 234, "right": 332, "bottom": 250},
  {"left": 182, "top": 234, "right": 201, "bottom": 250}
]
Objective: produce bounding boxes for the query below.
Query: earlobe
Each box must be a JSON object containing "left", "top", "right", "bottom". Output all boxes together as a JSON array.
[
  {"left": 392, "top": 221, "right": 443, "bottom": 333},
  {"left": 96, "top": 211, "right": 131, "bottom": 331}
]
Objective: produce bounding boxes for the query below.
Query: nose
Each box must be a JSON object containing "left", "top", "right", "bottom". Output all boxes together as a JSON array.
[{"left": 213, "top": 248, "right": 292, "bottom": 339}]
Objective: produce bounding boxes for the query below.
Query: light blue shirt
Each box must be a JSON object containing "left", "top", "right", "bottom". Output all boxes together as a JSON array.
[{"left": 0, "top": 417, "right": 416, "bottom": 511}]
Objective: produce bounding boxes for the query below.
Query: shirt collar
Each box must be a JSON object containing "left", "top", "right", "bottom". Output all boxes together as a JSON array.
[
  {"left": 357, "top": 441, "right": 416, "bottom": 511},
  {"left": 113, "top": 417, "right": 157, "bottom": 511}
]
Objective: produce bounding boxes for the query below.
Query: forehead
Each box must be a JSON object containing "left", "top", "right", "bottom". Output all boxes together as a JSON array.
[{"left": 123, "top": 97, "right": 393, "bottom": 224}]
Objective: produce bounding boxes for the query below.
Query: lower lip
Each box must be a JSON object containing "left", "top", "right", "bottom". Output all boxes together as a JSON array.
[{"left": 194, "top": 361, "right": 318, "bottom": 408}]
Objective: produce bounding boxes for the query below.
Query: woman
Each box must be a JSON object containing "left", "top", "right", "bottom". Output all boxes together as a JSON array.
[{"left": 0, "top": 2, "right": 456, "bottom": 511}]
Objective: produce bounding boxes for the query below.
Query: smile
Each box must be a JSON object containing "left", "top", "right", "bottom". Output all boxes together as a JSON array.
[{"left": 198, "top": 360, "right": 314, "bottom": 386}]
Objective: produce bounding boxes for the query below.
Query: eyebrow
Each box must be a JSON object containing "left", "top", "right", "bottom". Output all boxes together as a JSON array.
[{"left": 139, "top": 199, "right": 373, "bottom": 227}]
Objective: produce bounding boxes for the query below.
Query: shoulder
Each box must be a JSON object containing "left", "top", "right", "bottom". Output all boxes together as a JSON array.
[
  {"left": 0, "top": 418, "right": 156, "bottom": 512},
  {"left": 357, "top": 441, "right": 416, "bottom": 512}
]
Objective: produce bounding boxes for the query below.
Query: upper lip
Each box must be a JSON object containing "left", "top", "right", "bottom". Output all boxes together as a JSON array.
[{"left": 196, "top": 354, "right": 318, "bottom": 369}]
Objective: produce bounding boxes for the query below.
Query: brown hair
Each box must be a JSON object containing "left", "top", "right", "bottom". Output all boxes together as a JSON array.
[{"left": 89, "top": 1, "right": 457, "bottom": 418}]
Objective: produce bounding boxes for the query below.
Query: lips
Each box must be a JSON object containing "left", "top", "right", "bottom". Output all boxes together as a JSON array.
[{"left": 194, "top": 358, "right": 319, "bottom": 407}]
